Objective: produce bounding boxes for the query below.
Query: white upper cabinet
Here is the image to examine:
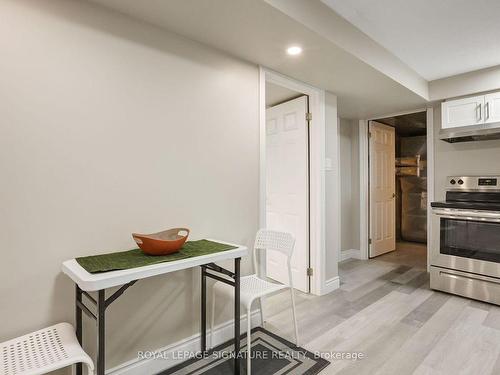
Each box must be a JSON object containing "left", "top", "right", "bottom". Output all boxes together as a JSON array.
[
  {"left": 442, "top": 91, "right": 500, "bottom": 130},
  {"left": 484, "top": 92, "right": 500, "bottom": 124},
  {"left": 441, "top": 95, "right": 484, "bottom": 129}
]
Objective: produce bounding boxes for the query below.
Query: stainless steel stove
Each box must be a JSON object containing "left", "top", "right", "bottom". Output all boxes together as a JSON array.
[{"left": 430, "top": 176, "right": 500, "bottom": 305}]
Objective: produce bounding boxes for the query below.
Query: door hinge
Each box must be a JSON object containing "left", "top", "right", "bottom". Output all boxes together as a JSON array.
[
  {"left": 369, "top": 238, "right": 372, "bottom": 245},
  {"left": 369, "top": 131, "right": 372, "bottom": 138},
  {"left": 307, "top": 267, "right": 313, "bottom": 276},
  {"left": 306, "top": 112, "right": 312, "bottom": 121}
]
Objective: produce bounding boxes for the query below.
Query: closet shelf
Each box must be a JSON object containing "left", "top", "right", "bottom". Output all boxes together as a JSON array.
[{"left": 396, "top": 155, "right": 425, "bottom": 177}]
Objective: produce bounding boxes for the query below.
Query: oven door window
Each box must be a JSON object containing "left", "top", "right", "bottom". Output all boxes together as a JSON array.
[{"left": 440, "top": 218, "right": 500, "bottom": 262}]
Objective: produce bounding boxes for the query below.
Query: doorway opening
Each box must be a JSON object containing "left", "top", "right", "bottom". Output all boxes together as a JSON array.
[
  {"left": 260, "top": 68, "right": 330, "bottom": 296},
  {"left": 368, "top": 111, "right": 428, "bottom": 269},
  {"left": 264, "top": 81, "right": 311, "bottom": 293}
]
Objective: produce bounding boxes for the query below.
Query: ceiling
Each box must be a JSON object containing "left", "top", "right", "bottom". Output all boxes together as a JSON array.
[
  {"left": 87, "top": 0, "right": 428, "bottom": 119},
  {"left": 322, "top": 0, "right": 500, "bottom": 81},
  {"left": 266, "top": 83, "right": 302, "bottom": 107}
]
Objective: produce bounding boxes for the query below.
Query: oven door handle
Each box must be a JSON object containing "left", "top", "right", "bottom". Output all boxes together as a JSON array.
[
  {"left": 439, "top": 270, "right": 500, "bottom": 285},
  {"left": 433, "top": 208, "right": 500, "bottom": 222}
]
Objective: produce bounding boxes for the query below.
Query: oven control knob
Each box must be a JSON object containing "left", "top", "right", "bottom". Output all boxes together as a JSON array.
[
  {"left": 450, "top": 179, "right": 456, "bottom": 185},
  {"left": 458, "top": 179, "right": 464, "bottom": 185}
]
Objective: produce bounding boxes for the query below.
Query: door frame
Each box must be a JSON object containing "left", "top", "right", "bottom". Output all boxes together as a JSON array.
[
  {"left": 259, "top": 67, "right": 331, "bottom": 295},
  {"left": 358, "top": 107, "right": 434, "bottom": 270}
]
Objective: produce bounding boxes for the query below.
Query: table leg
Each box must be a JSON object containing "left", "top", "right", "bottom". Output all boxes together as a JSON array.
[
  {"left": 97, "top": 290, "right": 106, "bottom": 375},
  {"left": 201, "top": 266, "right": 207, "bottom": 353},
  {"left": 75, "top": 285, "right": 83, "bottom": 375},
  {"left": 234, "top": 257, "right": 241, "bottom": 374}
]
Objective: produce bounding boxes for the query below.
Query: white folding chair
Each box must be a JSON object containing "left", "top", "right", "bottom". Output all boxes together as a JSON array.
[
  {"left": 209, "top": 229, "right": 299, "bottom": 374},
  {"left": 0, "top": 322, "right": 94, "bottom": 375}
]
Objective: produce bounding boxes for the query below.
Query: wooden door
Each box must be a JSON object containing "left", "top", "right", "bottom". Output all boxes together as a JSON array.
[{"left": 369, "top": 121, "right": 396, "bottom": 258}]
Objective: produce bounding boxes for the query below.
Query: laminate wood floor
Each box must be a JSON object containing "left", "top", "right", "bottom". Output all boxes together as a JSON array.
[{"left": 264, "top": 243, "right": 500, "bottom": 375}]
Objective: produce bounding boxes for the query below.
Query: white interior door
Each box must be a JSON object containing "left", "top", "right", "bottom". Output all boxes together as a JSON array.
[
  {"left": 265, "top": 95, "right": 309, "bottom": 292},
  {"left": 369, "top": 121, "right": 396, "bottom": 258}
]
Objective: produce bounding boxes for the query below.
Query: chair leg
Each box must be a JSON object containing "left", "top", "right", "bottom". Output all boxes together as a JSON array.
[
  {"left": 290, "top": 287, "right": 299, "bottom": 347},
  {"left": 259, "top": 296, "right": 265, "bottom": 328},
  {"left": 210, "top": 287, "right": 216, "bottom": 349},
  {"left": 246, "top": 307, "right": 252, "bottom": 375}
]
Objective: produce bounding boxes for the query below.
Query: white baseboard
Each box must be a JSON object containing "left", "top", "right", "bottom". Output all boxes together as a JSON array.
[
  {"left": 340, "top": 249, "right": 361, "bottom": 261},
  {"left": 321, "top": 276, "right": 340, "bottom": 295},
  {"left": 106, "top": 310, "right": 262, "bottom": 375}
]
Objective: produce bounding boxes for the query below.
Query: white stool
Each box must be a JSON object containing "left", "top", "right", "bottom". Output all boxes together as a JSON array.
[
  {"left": 0, "top": 323, "right": 94, "bottom": 375},
  {"left": 210, "top": 229, "right": 299, "bottom": 374}
]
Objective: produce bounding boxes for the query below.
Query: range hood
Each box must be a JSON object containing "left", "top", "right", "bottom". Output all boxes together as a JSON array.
[{"left": 440, "top": 122, "right": 500, "bottom": 143}]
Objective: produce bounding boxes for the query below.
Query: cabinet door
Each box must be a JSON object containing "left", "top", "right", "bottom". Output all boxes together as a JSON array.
[
  {"left": 484, "top": 92, "right": 500, "bottom": 124},
  {"left": 442, "top": 95, "right": 484, "bottom": 129}
]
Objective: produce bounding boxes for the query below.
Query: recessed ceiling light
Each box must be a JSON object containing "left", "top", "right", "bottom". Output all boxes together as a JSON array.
[{"left": 287, "top": 46, "right": 302, "bottom": 56}]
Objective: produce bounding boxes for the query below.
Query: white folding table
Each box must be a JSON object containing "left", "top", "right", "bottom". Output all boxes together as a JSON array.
[{"left": 61, "top": 239, "right": 247, "bottom": 375}]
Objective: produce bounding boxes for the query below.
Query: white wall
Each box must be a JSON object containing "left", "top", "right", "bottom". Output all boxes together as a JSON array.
[
  {"left": 350, "top": 123, "right": 361, "bottom": 251},
  {"left": 433, "top": 104, "right": 500, "bottom": 198},
  {"left": 339, "top": 119, "right": 360, "bottom": 252},
  {"left": 325, "top": 92, "right": 340, "bottom": 280},
  {"left": 429, "top": 65, "right": 500, "bottom": 101},
  {"left": 339, "top": 119, "right": 353, "bottom": 251},
  {"left": 0, "top": 0, "right": 259, "bottom": 371}
]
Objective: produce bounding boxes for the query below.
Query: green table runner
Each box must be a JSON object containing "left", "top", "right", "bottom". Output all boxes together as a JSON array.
[{"left": 76, "top": 240, "right": 237, "bottom": 274}]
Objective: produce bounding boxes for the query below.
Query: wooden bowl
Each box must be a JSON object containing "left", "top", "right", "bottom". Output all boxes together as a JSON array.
[{"left": 132, "top": 228, "right": 190, "bottom": 256}]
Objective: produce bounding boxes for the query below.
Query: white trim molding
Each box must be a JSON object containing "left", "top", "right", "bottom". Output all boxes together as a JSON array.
[
  {"left": 258, "top": 67, "right": 267, "bottom": 229},
  {"left": 340, "top": 249, "right": 362, "bottom": 261},
  {"left": 259, "top": 67, "right": 328, "bottom": 296},
  {"left": 107, "top": 310, "right": 262, "bottom": 375},
  {"left": 323, "top": 276, "right": 341, "bottom": 294},
  {"left": 426, "top": 107, "right": 434, "bottom": 272},
  {"left": 358, "top": 120, "right": 370, "bottom": 260}
]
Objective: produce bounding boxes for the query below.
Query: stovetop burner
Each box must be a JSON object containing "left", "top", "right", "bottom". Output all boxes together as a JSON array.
[{"left": 431, "top": 175, "right": 500, "bottom": 211}]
